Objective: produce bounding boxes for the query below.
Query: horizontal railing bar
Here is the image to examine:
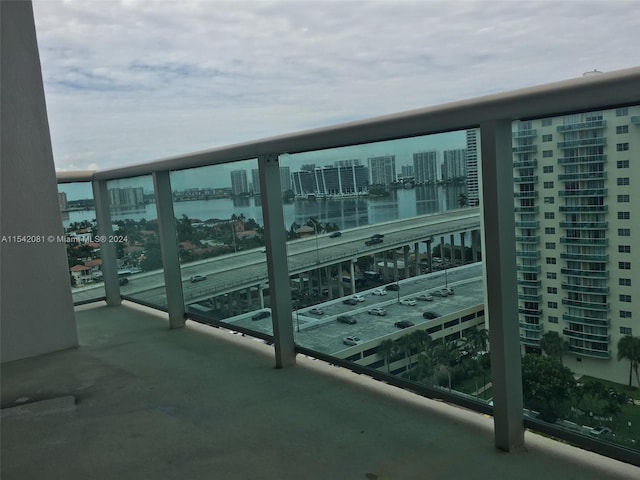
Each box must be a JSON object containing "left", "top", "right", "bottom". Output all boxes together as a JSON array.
[
  {"left": 54, "top": 66, "right": 640, "bottom": 183},
  {"left": 57, "top": 170, "right": 96, "bottom": 183}
]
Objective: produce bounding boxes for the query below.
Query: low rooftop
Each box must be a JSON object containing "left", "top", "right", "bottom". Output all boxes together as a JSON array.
[{"left": 2, "top": 302, "right": 636, "bottom": 479}]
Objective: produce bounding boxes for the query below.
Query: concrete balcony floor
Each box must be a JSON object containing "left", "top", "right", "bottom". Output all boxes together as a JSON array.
[{"left": 2, "top": 302, "right": 637, "bottom": 480}]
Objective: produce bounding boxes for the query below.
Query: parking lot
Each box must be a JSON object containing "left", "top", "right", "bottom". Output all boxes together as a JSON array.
[{"left": 228, "top": 263, "right": 486, "bottom": 355}]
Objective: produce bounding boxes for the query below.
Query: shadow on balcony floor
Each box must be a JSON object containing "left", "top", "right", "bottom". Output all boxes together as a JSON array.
[{"left": 1, "top": 301, "right": 637, "bottom": 479}]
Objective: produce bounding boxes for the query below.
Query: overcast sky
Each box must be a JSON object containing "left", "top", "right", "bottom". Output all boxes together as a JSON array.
[{"left": 33, "top": 0, "right": 640, "bottom": 175}]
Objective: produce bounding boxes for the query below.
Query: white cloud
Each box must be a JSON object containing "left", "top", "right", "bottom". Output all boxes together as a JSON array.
[{"left": 33, "top": 0, "right": 640, "bottom": 172}]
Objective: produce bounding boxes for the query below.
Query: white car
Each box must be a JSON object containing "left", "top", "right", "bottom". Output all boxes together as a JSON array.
[
  {"left": 368, "top": 307, "right": 387, "bottom": 316},
  {"left": 343, "top": 336, "right": 361, "bottom": 346},
  {"left": 309, "top": 308, "right": 324, "bottom": 315},
  {"left": 416, "top": 294, "right": 433, "bottom": 302},
  {"left": 351, "top": 294, "right": 366, "bottom": 302},
  {"left": 400, "top": 298, "right": 416, "bottom": 306},
  {"left": 372, "top": 289, "right": 387, "bottom": 296}
]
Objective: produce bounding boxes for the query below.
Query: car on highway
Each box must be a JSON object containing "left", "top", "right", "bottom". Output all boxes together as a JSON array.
[
  {"left": 368, "top": 307, "right": 387, "bottom": 316},
  {"left": 119, "top": 278, "right": 129, "bottom": 286},
  {"left": 309, "top": 308, "right": 324, "bottom": 315},
  {"left": 351, "top": 294, "right": 366, "bottom": 302},
  {"left": 431, "top": 290, "right": 448, "bottom": 297},
  {"left": 343, "top": 336, "right": 361, "bottom": 346},
  {"left": 590, "top": 426, "right": 613, "bottom": 436},
  {"left": 337, "top": 315, "right": 357, "bottom": 324},
  {"left": 364, "top": 237, "right": 383, "bottom": 246},
  {"left": 342, "top": 298, "right": 358, "bottom": 306},
  {"left": 394, "top": 320, "right": 415, "bottom": 329},
  {"left": 422, "top": 311, "right": 439, "bottom": 319},
  {"left": 190, "top": 275, "right": 207, "bottom": 283},
  {"left": 329, "top": 231, "right": 342, "bottom": 238},
  {"left": 443, "top": 287, "right": 454, "bottom": 295},
  {"left": 371, "top": 233, "right": 384, "bottom": 239},
  {"left": 400, "top": 298, "right": 417, "bottom": 306},
  {"left": 372, "top": 289, "right": 387, "bottom": 296},
  {"left": 251, "top": 310, "right": 271, "bottom": 321},
  {"left": 386, "top": 283, "right": 400, "bottom": 291},
  {"left": 416, "top": 294, "right": 433, "bottom": 302}
]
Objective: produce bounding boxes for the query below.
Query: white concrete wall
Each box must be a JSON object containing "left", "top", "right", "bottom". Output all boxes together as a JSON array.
[{"left": 1, "top": 1, "right": 78, "bottom": 363}]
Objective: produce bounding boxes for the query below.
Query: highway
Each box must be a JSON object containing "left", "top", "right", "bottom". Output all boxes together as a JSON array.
[{"left": 72, "top": 207, "right": 481, "bottom": 307}]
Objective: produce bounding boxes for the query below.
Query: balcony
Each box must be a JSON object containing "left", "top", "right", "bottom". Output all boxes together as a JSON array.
[
  {"left": 559, "top": 237, "right": 609, "bottom": 246},
  {"left": 558, "top": 172, "right": 606, "bottom": 181},
  {"left": 512, "top": 145, "right": 538, "bottom": 154},
  {"left": 514, "top": 191, "right": 538, "bottom": 198},
  {"left": 562, "top": 298, "right": 609, "bottom": 311},
  {"left": 515, "top": 235, "right": 540, "bottom": 244},
  {"left": 513, "top": 159, "right": 538, "bottom": 168},
  {"left": 556, "top": 119, "right": 606, "bottom": 132},
  {"left": 563, "top": 328, "right": 610, "bottom": 343},
  {"left": 557, "top": 154, "right": 607, "bottom": 165},
  {"left": 6, "top": 8, "right": 640, "bottom": 472},
  {"left": 563, "top": 313, "right": 610, "bottom": 327},
  {"left": 514, "top": 175, "right": 538, "bottom": 183},
  {"left": 559, "top": 205, "right": 608, "bottom": 213},
  {"left": 559, "top": 221, "right": 608, "bottom": 229},
  {"left": 518, "top": 279, "right": 542, "bottom": 287},
  {"left": 512, "top": 129, "right": 538, "bottom": 138},
  {"left": 518, "top": 307, "right": 543, "bottom": 316},
  {"left": 515, "top": 221, "right": 539, "bottom": 229},
  {"left": 568, "top": 345, "right": 612, "bottom": 359},
  {"left": 520, "top": 322, "right": 543, "bottom": 331},
  {"left": 560, "top": 252, "right": 608, "bottom": 262},
  {"left": 516, "top": 250, "right": 541, "bottom": 259},
  {"left": 561, "top": 283, "right": 609, "bottom": 295},
  {"left": 561, "top": 268, "right": 608, "bottom": 279},
  {"left": 558, "top": 188, "right": 607, "bottom": 197},
  {"left": 557, "top": 137, "right": 607, "bottom": 149}
]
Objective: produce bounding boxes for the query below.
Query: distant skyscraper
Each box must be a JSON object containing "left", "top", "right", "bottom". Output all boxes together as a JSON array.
[
  {"left": 108, "top": 187, "right": 144, "bottom": 208},
  {"left": 442, "top": 148, "right": 467, "bottom": 180},
  {"left": 280, "top": 166, "right": 291, "bottom": 192},
  {"left": 368, "top": 155, "right": 396, "bottom": 185},
  {"left": 251, "top": 169, "right": 260, "bottom": 195},
  {"left": 413, "top": 150, "right": 439, "bottom": 183},
  {"left": 465, "top": 129, "right": 480, "bottom": 206},
  {"left": 334, "top": 159, "right": 361, "bottom": 168},
  {"left": 401, "top": 165, "right": 414, "bottom": 179},
  {"left": 292, "top": 165, "right": 368, "bottom": 196},
  {"left": 58, "top": 192, "right": 67, "bottom": 211},
  {"left": 230, "top": 170, "right": 249, "bottom": 196}
]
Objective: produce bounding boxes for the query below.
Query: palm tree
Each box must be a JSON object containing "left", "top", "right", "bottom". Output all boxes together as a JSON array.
[
  {"left": 379, "top": 339, "right": 395, "bottom": 374},
  {"left": 433, "top": 338, "right": 460, "bottom": 390},
  {"left": 540, "top": 331, "right": 569, "bottom": 365},
  {"left": 617, "top": 335, "right": 640, "bottom": 387},
  {"left": 463, "top": 328, "right": 489, "bottom": 356}
]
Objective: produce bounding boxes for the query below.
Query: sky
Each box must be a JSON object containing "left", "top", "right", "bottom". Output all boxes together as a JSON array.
[{"left": 34, "top": 0, "right": 640, "bottom": 181}]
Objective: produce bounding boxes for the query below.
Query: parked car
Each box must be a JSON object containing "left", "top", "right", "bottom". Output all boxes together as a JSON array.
[
  {"left": 337, "top": 315, "right": 357, "bottom": 324},
  {"left": 351, "top": 294, "right": 366, "bottom": 302},
  {"left": 309, "top": 308, "right": 324, "bottom": 315},
  {"left": 329, "top": 231, "right": 342, "bottom": 238},
  {"left": 394, "top": 320, "right": 415, "bottom": 329},
  {"left": 590, "top": 426, "right": 613, "bottom": 436},
  {"left": 423, "top": 311, "right": 439, "bottom": 319},
  {"left": 416, "top": 294, "right": 433, "bottom": 302},
  {"left": 431, "top": 290, "right": 447, "bottom": 297},
  {"left": 386, "top": 283, "right": 400, "bottom": 291},
  {"left": 342, "top": 298, "right": 358, "bottom": 306},
  {"left": 372, "top": 289, "right": 387, "bottom": 296},
  {"left": 368, "top": 307, "right": 387, "bottom": 316},
  {"left": 443, "top": 287, "right": 454, "bottom": 295},
  {"left": 400, "top": 298, "right": 416, "bottom": 306},
  {"left": 365, "top": 237, "right": 383, "bottom": 246},
  {"left": 343, "top": 336, "right": 361, "bottom": 346},
  {"left": 251, "top": 310, "right": 271, "bottom": 321},
  {"left": 190, "top": 275, "right": 207, "bottom": 283}
]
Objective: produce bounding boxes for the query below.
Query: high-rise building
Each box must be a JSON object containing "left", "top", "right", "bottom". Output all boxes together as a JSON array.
[
  {"left": 292, "top": 165, "right": 368, "bottom": 196},
  {"left": 280, "top": 166, "right": 291, "bottom": 192},
  {"left": 108, "top": 187, "right": 144, "bottom": 208},
  {"left": 368, "top": 155, "right": 396, "bottom": 185},
  {"left": 413, "top": 150, "right": 439, "bottom": 184},
  {"left": 401, "top": 165, "right": 414, "bottom": 179},
  {"left": 230, "top": 170, "right": 249, "bottom": 196},
  {"left": 442, "top": 149, "right": 467, "bottom": 180},
  {"left": 513, "top": 106, "right": 639, "bottom": 384},
  {"left": 251, "top": 169, "right": 260, "bottom": 195},
  {"left": 58, "top": 191, "right": 68, "bottom": 211},
  {"left": 465, "top": 129, "right": 480, "bottom": 207}
]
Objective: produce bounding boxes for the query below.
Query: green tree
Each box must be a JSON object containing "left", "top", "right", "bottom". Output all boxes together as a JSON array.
[
  {"left": 463, "top": 327, "right": 489, "bottom": 355},
  {"left": 379, "top": 339, "right": 395, "bottom": 374},
  {"left": 617, "top": 335, "right": 640, "bottom": 387},
  {"left": 432, "top": 338, "right": 460, "bottom": 390},
  {"left": 521, "top": 354, "right": 575, "bottom": 422},
  {"left": 540, "top": 331, "right": 569, "bottom": 364}
]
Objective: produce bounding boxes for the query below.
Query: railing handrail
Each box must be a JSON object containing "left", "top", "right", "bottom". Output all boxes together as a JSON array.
[{"left": 56, "top": 66, "right": 640, "bottom": 183}]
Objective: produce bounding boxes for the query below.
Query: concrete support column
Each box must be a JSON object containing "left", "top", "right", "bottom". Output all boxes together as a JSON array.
[
  {"left": 325, "top": 267, "right": 332, "bottom": 299},
  {"left": 93, "top": 179, "right": 120, "bottom": 306},
  {"left": 258, "top": 153, "right": 295, "bottom": 368},
  {"left": 440, "top": 236, "right": 445, "bottom": 263},
  {"left": 414, "top": 242, "right": 420, "bottom": 276},
  {"left": 460, "top": 232, "right": 467, "bottom": 265},
  {"left": 450, "top": 234, "right": 455, "bottom": 264},
  {"left": 393, "top": 250, "right": 399, "bottom": 281},
  {"left": 403, "top": 245, "right": 410, "bottom": 278},
  {"left": 427, "top": 238, "right": 433, "bottom": 272},
  {"left": 153, "top": 171, "right": 185, "bottom": 328},
  {"left": 259, "top": 285, "right": 265, "bottom": 309},
  {"left": 480, "top": 119, "right": 524, "bottom": 452},
  {"left": 471, "top": 229, "right": 480, "bottom": 262},
  {"left": 349, "top": 260, "right": 356, "bottom": 293}
]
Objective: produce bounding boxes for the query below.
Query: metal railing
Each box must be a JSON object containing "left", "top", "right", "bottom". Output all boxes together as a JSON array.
[{"left": 57, "top": 66, "right": 640, "bottom": 466}]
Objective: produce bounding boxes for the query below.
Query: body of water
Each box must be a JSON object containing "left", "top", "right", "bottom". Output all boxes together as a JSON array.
[{"left": 62, "top": 184, "right": 467, "bottom": 233}]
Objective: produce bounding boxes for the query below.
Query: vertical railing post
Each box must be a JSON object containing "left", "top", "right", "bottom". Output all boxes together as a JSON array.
[
  {"left": 480, "top": 119, "right": 525, "bottom": 451},
  {"left": 258, "top": 153, "right": 295, "bottom": 368},
  {"left": 153, "top": 170, "right": 185, "bottom": 328},
  {"left": 92, "top": 179, "right": 120, "bottom": 306}
]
